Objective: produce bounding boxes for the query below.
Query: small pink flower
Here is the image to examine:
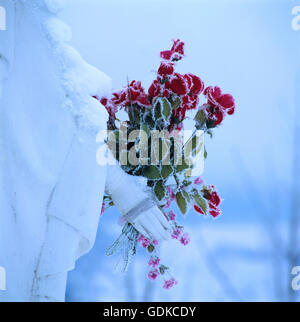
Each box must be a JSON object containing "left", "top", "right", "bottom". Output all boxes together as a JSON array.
[
  {"left": 148, "top": 256, "right": 160, "bottom": 268},
  {"left": 152, "top": 239, "right": 159, "bottom": 246},
  {"left": 194, "top": 176, "right": 204, "bottom": 185},
  {"left": 138, "top": 235, "right": 150, "bottom": 248},
  {"left": 163, "top": 278, "right": 178, "bottom": 290},
  {"left": 165, "top": 186, "right": 176, "bottom": 208},
  {"left": 180, "top": 232, "right": 190, "bottom": 246},
  {"left": 168, "top": 211, "right": 176, "bottom": 221},
  {"left": 171, "top": 228, "right": 183, "bottom": 239},
  {"left": 148, "top": 269, "right": 160, "bottom": 281},
  {"left": 100, "top": 202, "right": 105, "bottom": 216}
]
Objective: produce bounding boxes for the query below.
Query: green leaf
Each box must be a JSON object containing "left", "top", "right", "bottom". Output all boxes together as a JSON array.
[
  {"left": 182, "top": 180, "right": 192, "bottom": 187},
  {"left": 192, "top": 190, "right": 207, "bottom": 214},
  {"left": 154, "top": 180, "right": 166, "bottom": 201},
  {"left": 175, "top": 159, "right": 190, "bottom": 173},
  {"left": 141, "top": 123, "right": 150, "bottom": 137},
  {"left": 176, "top": 191, "right": 187, "bottom": 214},
  {"left": 161, "top": 98, "right": 171, "bottom": 121},
  {"left": 159, "top": 265, "right": 169, "bottom": 275},
  {"left": 182, "top": 190, "right": 191, "bottom": 203},
  {"left": 154, "top": 99, "right": 162, "bottom": 119},
  {"left": 147, "top": 244, "right": 155, "bottom": 253},
  {"left": 206, "top": 130, "right": 213, "bottom": 138},
  {"left": 144, "top": 165, "right": 161, "bottom": 180},
  {"left": 194, "top": 110, "right": 207, "bottom": 129},
  {"left": 161, "top": 165, "right": 173, "bottom": 179},
  {"left": 143, "top": 112, "right": 155, "bottom": 128},
  {"left": 206, "top": 119, "right": 216, "bottom": 129},
  {"left": 171, "top": 96, "right": 181, "bottom": 110},
  {"left": 128, "top": 105, "right": 141, "bottom": 125}
]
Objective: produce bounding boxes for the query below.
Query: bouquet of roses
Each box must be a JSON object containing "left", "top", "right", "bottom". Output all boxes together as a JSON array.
[{"left": 95, "top": 39, "right": 235, "bottom": 289}]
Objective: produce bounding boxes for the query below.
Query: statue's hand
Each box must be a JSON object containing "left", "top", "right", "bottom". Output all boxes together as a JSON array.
[
  {"left": 105, "top": 161, "right": 172, "bottom": 241},
  {"left": 130, "top": 206, "right": 171, "bottom": 241}
]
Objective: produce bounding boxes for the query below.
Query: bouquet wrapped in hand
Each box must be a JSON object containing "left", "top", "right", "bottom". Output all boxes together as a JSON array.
[{"left": 95, "top": 39, "right": 235, "bottom": 289}]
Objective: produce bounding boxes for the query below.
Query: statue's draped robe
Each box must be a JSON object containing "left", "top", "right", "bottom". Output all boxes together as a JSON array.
[{"left": 0, "top": 0, "right": 110, "bottom": 301}]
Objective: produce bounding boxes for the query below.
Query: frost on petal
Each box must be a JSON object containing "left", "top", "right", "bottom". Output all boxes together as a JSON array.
[
  {"left": 171, "top": 228, "right": 183, "bottom": 239},
  {"left": 180, "top": 232, "right": 190, "bottom": 245},
  {"left": 148, "top": 269, "right": 160, "bottom": 280},
  {"left": 166, "top": 73, "right": 188, "bottom": 95},
  {"left": 158, "top": 62, "right": 174, "bottom": 77},
  {"left": 163, "top": 278, "right": 178, "bottom": 290},
  {"left": 148, "top": 256, "right": 161, "bottom": 268}
]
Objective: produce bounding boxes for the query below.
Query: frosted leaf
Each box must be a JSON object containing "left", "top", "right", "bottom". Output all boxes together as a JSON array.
[{"left": 106, "top": 224, "right": 139, "bottom": 273}]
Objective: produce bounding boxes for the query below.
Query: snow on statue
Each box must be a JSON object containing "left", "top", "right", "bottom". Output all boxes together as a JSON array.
[{"left": 0, "top": 0, "right": 170, "bottom": 302}]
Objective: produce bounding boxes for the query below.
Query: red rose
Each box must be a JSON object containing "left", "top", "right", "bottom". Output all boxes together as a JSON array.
[
  {"left": 204, "top": 86, "right": 235, "bottom": 114},
  {"left": 209, "top": 208, "right": 221, "bottom": 218},
  {"left": 207, "top": 108, "right": 224, "bottom": 126},
  {"left": 166, "top": 73, "right": 188, "bottom": 95},
  {"left": 148, "top": 79, "right": 161, "bottom": 98},
  {"left": 129, "top": 80, "right": 143, "bottom": 101},
  {"left": 182, "top": 93, "right": 199, "bottom": 110},
  {"left": 218, "top": 94, "right": 235, "bottom": 115},
  {"left": 158, "top": 62, "right": 174, "bottom": 77},
  {"left": 202, "top": 185, "right": 222, "bottom": 218},
  {"left": 160, "top": 50, "right": 173, "bottom": 61},
  {"left": 160, "top": 39, "right": 185, "bottom": 61},
  {"left": 111, "top": 90, "right": 128, "bottom": 106},
  {"left": 98, "top": 96, "right": 118, "bottom": 118},
  {"left": 184, "top": 73, "right": 205, "bottom": 96},
  {"left": 100, "top": 97, "right": 108, "bottom": 106},
  {"left": 171, "top": 39, "right": 185, "bottom": 55},
  {"left": 162, "top": 88, "right": 171, "bottom": 98},
  {"left": 128, "top": 80, "right": 151, "bottom": 106},
  {"left": 194, "top": 204, "right": 205, "bottom": 215},
  {"left": 209, "top": 191, "right": 221, "bottom": 207},
  {"left": 137, "top": 93, "right": 151, "bottom": 107}
]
